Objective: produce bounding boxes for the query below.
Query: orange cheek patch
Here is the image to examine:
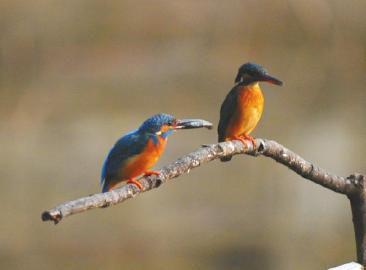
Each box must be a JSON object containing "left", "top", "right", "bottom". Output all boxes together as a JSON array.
[{"left": 160, "top": 125, "right": 170, "bottom": 133}]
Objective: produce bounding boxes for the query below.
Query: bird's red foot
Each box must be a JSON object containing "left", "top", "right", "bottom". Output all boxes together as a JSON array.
[
  {"left": 232, "top": 135, "right": 247, "bottom": 145},
  {"left": 143, "top": 170, "right": 160, "bottom": 177},
  {"left": 127, "top": 178, "right": 144, "bottom": 191},
  {"left": 233, "top": 135, "right": 256, "bottom": 148},
  {"left": 242, "top": 134, "right": 256, "bottom": 148}
]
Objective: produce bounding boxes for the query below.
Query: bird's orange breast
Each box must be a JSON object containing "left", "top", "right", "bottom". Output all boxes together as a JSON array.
[
  {"left": 121, "top": 136, "right": 167, "bottom": 179},
  {"left": 225, "top": 83, "right": 264, "bottom": 139}
]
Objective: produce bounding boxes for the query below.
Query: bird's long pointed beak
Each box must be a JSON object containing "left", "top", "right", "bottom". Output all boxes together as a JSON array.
[
  {"left": 261, "top": 74, "right": 283, "bottom": 86},
  {"left": 174, "top": 119, "right": 213, "bottom": 130}
]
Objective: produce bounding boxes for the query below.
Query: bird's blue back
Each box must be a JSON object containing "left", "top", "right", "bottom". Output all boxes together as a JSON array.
[
  {"left": 100, "top": 129, "right": 148, "bottom": 190},
  {"left": 100, "top": 113, "right": 176, "bottom": 192}
]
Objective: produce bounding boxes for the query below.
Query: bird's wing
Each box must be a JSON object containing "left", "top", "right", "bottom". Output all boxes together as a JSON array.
[
  {"left": 101, "top": 130, "right": 147, "bottom": 186},
  {"left": 218, "top": 85, "right": 239, "bottom": 142}
]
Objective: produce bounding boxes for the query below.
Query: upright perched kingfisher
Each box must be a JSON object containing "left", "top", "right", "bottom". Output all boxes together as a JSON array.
[
  {"left": 218, "top": 62, "right": 282, "bottom": 162},
  {"left": 101, "top": 113, "right": 212, "bottom": 192}
]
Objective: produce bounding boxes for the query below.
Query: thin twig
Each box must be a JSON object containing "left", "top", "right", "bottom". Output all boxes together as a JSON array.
[{"left": 42, "top": 139, "right": 362, "bottom": 224}]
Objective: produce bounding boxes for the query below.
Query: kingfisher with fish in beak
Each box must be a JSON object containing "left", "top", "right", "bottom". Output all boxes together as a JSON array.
[{"left": 101, "top": 113, "right": 212, "bottom": 192}]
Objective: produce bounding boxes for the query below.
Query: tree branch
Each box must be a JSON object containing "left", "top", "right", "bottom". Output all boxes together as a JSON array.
[{"left": 42, "top": 138, "right": 362, "bottom": 224}]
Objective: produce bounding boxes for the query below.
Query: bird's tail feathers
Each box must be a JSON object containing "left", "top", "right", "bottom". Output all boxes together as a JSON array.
[
  {"left": 101, "top": 179, "right": 119, "bottom": 193},
  {"left": 101, "top": 181, "right": 109, "bottom": 193}
]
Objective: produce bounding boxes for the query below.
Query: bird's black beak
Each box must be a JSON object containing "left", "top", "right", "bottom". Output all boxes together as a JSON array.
[
  {"left": 174, "top": 119, "right": 213, "bottom": 130},
  {"left": 261, "top": 73, "right": 283, "bottom": 86}
]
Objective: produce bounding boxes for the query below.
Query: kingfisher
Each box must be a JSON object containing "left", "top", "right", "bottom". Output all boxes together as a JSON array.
[
  {"left": 218, "top": 62, "right": 283, "bottom": 162},
  {"left": 100, "top": 113, "right": 212, "bottom": 192}
]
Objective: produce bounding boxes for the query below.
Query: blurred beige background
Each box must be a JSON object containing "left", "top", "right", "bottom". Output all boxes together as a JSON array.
[{"left": 1, "top": 1, "right": 365, "bottom": 269}]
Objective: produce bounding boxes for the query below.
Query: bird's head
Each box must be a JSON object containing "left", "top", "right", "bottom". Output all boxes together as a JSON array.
[
  {"left": 139, "top": 113, "right": 212, "bottom": 139},
  {"left": 235, "top": 62, "right": 283, "bottom": 86}
]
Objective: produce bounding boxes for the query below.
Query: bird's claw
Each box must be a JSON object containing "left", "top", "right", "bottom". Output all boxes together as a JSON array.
[
  {"left": 233, "top": 135, "right": 247, "bottom": 145},
  {"left": 233, "top": 135, "right": 256, "bottom": 148},
  {"left": 242, "top": 135, "right": 256, "bottom": 148},
  {"left": 127, "top": 179, "right": 144, "bottom": 191}
]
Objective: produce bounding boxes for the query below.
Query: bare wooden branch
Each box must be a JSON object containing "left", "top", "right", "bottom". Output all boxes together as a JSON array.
[
  {"left": 348, "top": 174, "right": 366, "bottom": 264},
  {"left": 42, "top": 138, "right": 362, "bottom": 224}
]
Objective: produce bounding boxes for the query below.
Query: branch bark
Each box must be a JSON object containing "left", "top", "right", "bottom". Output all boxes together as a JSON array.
[
  {"left": 42, "top": 138, "right": 360, "bottom": 223},
  {"left": 41, "top": 138, "right": 365, "bottom": 265},
  {"left": 348, "top": 174, "right": 366, "bottom": 264}
]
